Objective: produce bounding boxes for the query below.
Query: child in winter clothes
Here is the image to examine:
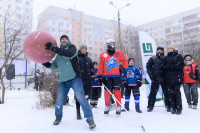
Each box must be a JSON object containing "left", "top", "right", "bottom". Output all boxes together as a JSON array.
[
  {"left": 90, "top": 62, "right": 102, "bottom": 108},
  {"left": 123, "top": 58, "right": 143, "bottom": 113},
  {"left": 183, "top": 54, "right": 199, "bottom": 109}
]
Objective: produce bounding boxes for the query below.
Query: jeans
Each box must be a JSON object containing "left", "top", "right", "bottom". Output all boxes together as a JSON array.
[
  {"left": 55, "top": 77, "right": 93, "bottom": 122},
  {"left": 183, "top": 83, "right": 198, "bottom": 105}
]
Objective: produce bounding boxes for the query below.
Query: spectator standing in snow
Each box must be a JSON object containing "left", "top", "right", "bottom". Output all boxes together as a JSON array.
[
  {"left": 183, "top": 54, "right": 199, "bottom": 109},
  {"left": 163, "top": 46, "right": 184, "bottom": 115},
  {"left": 76, "top": 45, "right": 93, "bottom": 119},
  {"left": 42, "top": 35, "right": 96, "bottom": 129},
  {"left": 90, "top": 62, "right": 102, "bottom": 108},
  {"left": 123, "top": 58, "right": 143, "bottom": 113},
  {"left": 146, "top": 46, "right": 170, "bottom": 112}
]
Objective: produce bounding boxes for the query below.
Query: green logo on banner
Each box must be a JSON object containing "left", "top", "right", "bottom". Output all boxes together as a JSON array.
[{"left": 142, "top": 43, "right": 153, "bottom": 53}]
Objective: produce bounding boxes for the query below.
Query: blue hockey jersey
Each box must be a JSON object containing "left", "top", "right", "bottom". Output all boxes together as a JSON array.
[
  {"left": 124, "top": 66, "right": 142, "bottom": 86},
  {"left": 92, "top": 69, "right": 101, "bottom": 87}
]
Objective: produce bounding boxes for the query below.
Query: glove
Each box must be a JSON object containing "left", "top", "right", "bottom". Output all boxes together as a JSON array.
[
  {"left": 42, "top": 62, "right": 51, "bottom": 68},
  {"left": 137, "top": 80, "right": 142, "bottom": 87},
  {"left": 98, "top": 78, "right": 104, "bottom": 85},
  {"left": 45, "top": 42, "right": 56, "bottom": 50},
  {"left": 122, "top": 81, "right": 128, "bottom": 88},
  {"left": 119, "top": 64, "right": 125, "bottom": 74}
]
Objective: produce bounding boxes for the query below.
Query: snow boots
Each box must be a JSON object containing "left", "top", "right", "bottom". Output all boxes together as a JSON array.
[
  {"left": 147, "top": 108, "right": 153, "bottom": 112},
  {"left": 188, "top": 105, "right": 192, "bottom": 108},
  {"left": 193, "top": 105, "right": 197, "bottom": 109},
  {"left": 53, "top": 119, "right": 61, "bottom": 125},
  {"left": 88, "top": 120, "right": 96, "bottom": 129}
]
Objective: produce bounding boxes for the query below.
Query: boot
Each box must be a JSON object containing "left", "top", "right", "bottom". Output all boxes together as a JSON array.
[
  {"left": 104, "top": 106, "right": 110, "bottom": 114},
  {"left": 188, "top": 105, "right": 192, "bottom": 108},
  {"left": 147, "top": 108, "right": 153, "bottom": 112},
  {"left": 193, "top": 105, "right": 197, "bottom": 110},
  {"left": 88, "top": 120, "right": 96, "bottom": 129},
  {"left": 176, "top": 110, "right": 182, "bottom": 115},
  {"left": 76, "top": 108, "right": 82, "bottom": 120},
  {"left": 166, "top": 106, "right": 171, "bottom": 112},
  {"left": 53, "top": 119, "right": 61, "bottom": 125},
  {"left": 171, "top": 109, "right": 176, "bottom": 114},
  {"left": 116, "top": 106, "right": 121, "bottom": 115},
  {"left": 135, "top": 106, "right": 142, "bottom": 113}
]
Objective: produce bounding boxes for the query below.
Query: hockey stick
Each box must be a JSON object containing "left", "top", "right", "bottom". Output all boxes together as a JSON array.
[{"left": 102, "top": 83, "right": 146, "bottom": 132}]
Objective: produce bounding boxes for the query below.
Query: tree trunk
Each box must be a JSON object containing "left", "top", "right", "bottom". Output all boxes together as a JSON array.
[{"left": 1, "top": 78, "right": 5, "bottom": 104}]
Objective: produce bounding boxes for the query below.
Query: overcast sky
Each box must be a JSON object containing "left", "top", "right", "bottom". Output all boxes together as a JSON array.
[{"left": 33, "top": 0, "right": 200, "bottom": 30}]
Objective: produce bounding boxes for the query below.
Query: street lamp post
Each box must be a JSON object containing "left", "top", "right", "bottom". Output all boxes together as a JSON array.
[{"left": 109, "top": 1, "right": 131, "bottom": 50}]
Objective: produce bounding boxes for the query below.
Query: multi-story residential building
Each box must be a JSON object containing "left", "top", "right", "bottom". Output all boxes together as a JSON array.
[
  {"left": 137, "top": 7, "right": 200, "bottom": 57},
  {"left": 38, "top": 6, "right": 124, "bottom": 61},
  {"left": 0, "top": 0, "right": 33, "bottom": 58}
]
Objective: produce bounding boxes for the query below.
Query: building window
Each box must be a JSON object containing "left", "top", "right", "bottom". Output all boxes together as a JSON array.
[
  {"left": 26, "top": 1, "right": 30, "bottom": 5},
  {"left": 16, "top": 0, "right": 22, "bottom": 3},
  {"left": 15, "top": 13, "right": 21, "bottom": 19},
  {"left": 16, "top": 6, "right": 21, "bottom": 11}
]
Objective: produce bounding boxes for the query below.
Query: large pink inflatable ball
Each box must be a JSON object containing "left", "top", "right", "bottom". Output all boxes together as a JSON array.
[{"left": 23, "top": 30, "right": 57, "bottom": 64}]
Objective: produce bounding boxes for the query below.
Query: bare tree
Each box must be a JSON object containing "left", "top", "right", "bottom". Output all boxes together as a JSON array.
[{"left": 0, "top": 10, "right": 31, "bottom": 104}]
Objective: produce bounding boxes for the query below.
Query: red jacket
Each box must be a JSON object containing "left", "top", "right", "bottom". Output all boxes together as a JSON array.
[
  {"left": 183, "top": 61, "right": 198, "bottom": 83},
  {"left": 97, "top": 50, "right": 128, "bottom": 78}
]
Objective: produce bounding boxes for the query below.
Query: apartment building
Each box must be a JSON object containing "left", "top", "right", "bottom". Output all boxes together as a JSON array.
[
  {"left": 137, "top": 7, "right": 200, "bottom": 56},
  {"left": 38, "top": 6, "right": 124, "bottom": 61},
  {"left": 0, "top": 0, "right": 33, "bottom": 58}
]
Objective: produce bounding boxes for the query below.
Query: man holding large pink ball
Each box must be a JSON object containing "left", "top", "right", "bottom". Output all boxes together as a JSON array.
[{"left": 23, "top": 32, "right": 96, "bottom": 129}]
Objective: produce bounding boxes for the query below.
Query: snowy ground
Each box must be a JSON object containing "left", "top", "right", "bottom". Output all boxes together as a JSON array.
[{"left": 0, "top": 85, "right": 200, "bottom": 133}]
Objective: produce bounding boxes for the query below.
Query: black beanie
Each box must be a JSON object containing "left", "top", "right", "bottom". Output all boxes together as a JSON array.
[
  {"left": 184, "top": 54, "right": 192, "bottom": 60},
  {"left": 157, "top": 46, "right": 164, "bottom": 51},
  {"left": 60, "top": 35, "right": 69, "bottom": 41},
  {"left": 93, "top": 62, "right": 98, "bottom": 66}
]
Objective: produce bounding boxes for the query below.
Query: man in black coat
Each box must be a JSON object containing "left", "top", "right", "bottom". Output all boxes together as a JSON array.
[
  {"left": 146, "top": 46, "right": 170, "bottom": 112},
  {"left": 163, "top": 47, "right": 184, "bottom": 115},
  {"left": 76, "top": 44, "right": 93, "bottom": 119}
]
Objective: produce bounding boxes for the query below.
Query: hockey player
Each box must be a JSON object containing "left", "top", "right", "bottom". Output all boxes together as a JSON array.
[
  {"left": 123, "top": 58, "right": 143, "bottom": 113},
  {"left": 97, "top": 39, "right": 128, "bottom": 115}
]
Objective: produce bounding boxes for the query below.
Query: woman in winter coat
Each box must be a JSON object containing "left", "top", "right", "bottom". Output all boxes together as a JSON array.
[
  {"left": 76, "top": 44, "right": 93, "bottom": 119},
  {"left": 183, "top": 54, "right": 199, "bottom": 109},
  {"left": 163, "top": 46, "right": 184, "bottom": 115}
]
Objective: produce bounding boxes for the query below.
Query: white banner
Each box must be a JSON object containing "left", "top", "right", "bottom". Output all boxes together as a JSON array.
[{"left": 138, "top": 31, "right": 163, "bottom": 101}]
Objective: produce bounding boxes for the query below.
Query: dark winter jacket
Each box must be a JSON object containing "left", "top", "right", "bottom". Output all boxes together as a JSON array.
[
  {"left": 50, "top": 42, "right": 81, "bottom": 82},
  {"left": 146, "top": 52, "right": 165, "bottom": 83},
  {"left": 78, "top": 50, "right": 93, "bottom": 97},
  {"left": 163, "top": 51, "right": 184, "bottom": 84}
]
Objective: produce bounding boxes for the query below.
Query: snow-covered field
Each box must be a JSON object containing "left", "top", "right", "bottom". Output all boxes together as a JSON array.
[{"left": 0, "top": 85, "right": 200, "bottom": 133}]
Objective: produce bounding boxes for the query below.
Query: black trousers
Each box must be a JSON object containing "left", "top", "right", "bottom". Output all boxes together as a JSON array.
[
  {"left": 147, "top": 81, "right": 170, "bottom": 109},
  {"left": 90, "top": 87, "right": 102, "bottom": 105},
  {"left": 167, "top": 83, "right": 182, "bottom": 111}
]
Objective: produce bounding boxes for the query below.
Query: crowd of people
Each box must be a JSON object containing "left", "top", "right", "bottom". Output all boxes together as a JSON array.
[{"left": 41, "top": 34, "right": 199, "bottom": 129}]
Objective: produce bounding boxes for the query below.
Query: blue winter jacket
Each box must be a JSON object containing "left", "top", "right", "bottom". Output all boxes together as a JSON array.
[
  {"left": 92, "top": 69, "right": 101, "bottom": 87},
  {"left": 124, "top": 65, "right": 142, "bottom": 86}
]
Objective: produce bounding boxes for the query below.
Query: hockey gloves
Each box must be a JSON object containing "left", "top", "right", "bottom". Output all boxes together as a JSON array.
[
  {"left": 42, "top": 62, "right": 51, "bottom": 68},
  {"left": 137, "top": 80, "right": 142, "bottom": 87},
  {"left": 122, "top": 80, "right": 128, "bottom": 88}
]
